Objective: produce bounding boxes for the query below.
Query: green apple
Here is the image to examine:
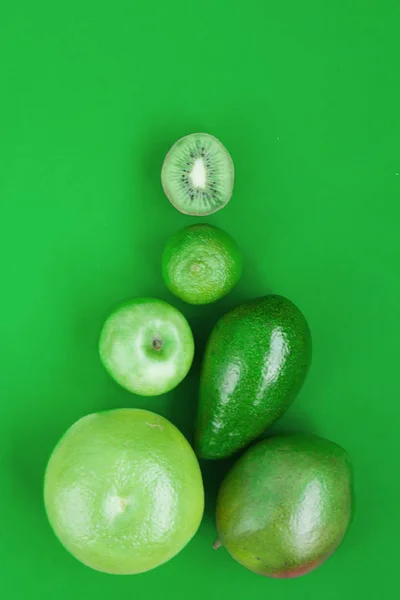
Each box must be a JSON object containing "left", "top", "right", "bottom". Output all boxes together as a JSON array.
[
  {"left": 99, "top": 298, "right": 194, "bottom": 396},
  {"left": 44, "top": 409, "right": 204, "bottom": 574}
]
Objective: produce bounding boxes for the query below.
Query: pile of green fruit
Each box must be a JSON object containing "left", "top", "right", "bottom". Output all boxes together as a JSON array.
[{"left": 44, "top": 133, "right": 353, "bottom": 578}]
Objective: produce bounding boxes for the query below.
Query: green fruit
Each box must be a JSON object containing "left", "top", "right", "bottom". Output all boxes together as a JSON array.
[
  {"left": 195, "top": 295, "right": 311, "bottom": 459},
  {"left": 162, "top": 224, "right": 242, "bottom": 305},
  {"left": 161, "top": 133, "right": 234, "bottom": 216},
  {"left": 216, "top": 434, "right": 353, "bottom": 578},
  {"left": 44, "top": 409, "right": 204, "bottom": 574},
  {"left": 99, "top": 298, "right": 194, "bottom": 396}
]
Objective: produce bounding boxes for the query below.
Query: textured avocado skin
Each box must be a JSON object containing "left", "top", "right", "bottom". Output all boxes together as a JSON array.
[
  {"left": 195, "top": 295, "right": 312, "bottom": 459},
  {"left": 216, "top": 434, "right": 353, "bottom": 578}
]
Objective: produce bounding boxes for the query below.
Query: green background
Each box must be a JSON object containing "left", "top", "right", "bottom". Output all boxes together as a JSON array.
[{"left": 1, "top": 1, "right": 399, "bottom": 598}]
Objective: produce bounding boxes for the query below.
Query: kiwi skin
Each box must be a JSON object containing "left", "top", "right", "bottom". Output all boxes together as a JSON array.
[{"left": 161, "top": 133, "right": 235, "bottom": 217}]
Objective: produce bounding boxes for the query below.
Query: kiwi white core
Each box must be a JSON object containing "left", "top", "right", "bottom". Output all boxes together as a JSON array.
[{"left": 190, "top": 158, "right": 207, "bottom": 189}]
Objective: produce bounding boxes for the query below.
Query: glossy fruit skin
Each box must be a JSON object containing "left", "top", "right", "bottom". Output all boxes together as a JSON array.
[
  {"left": 195, "top": 295, "right": 312, "bottom": 459},
  {"left": 99, "top": 298, "right": 194, "bottom": 396},
  {"left": 216, "top": 434, "right": 353, "bottom": 578},
  {"left": 162, "top": 224, "right": 242, "bottom": 305},
  {"left": 44, "top": 409, "right": 204, "bottom": 574}
]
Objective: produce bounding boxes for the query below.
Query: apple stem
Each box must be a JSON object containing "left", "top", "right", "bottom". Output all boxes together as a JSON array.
[
  {"left": 152, "top": 339, "right": 162, "bottom": 351},
  {"left": 213, "top": 539, "right": 222, "bottom": 550}
]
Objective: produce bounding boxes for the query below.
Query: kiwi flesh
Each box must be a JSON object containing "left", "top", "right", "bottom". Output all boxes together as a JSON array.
[{"left": 161, "top": 133, "right": 234, "bottom": 216}]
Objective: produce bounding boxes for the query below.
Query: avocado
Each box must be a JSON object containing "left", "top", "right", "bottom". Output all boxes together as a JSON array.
[
  {"left": 216, "top": 434, "right": 353, "bottom": 578},
  {"left": 195, "top": 295, "right": 311, "bottom": 459}
]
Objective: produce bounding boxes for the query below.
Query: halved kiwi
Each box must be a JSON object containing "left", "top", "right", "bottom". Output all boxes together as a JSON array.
[{"left": 161, "top": 133, "right": 234, "bottom": 216}]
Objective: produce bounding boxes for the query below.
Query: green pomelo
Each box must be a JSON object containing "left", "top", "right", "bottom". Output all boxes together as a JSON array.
[{"left": 44, "top": 409, "right": 204, "bottom": 574}]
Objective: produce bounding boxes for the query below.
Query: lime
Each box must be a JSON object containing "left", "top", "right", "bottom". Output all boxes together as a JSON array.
[
  {"left": 162, "top": 224, "right": 242, "bottom": 305},
  {"left": 44, "top": 409, "right": 204, "bottom": 574}
]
